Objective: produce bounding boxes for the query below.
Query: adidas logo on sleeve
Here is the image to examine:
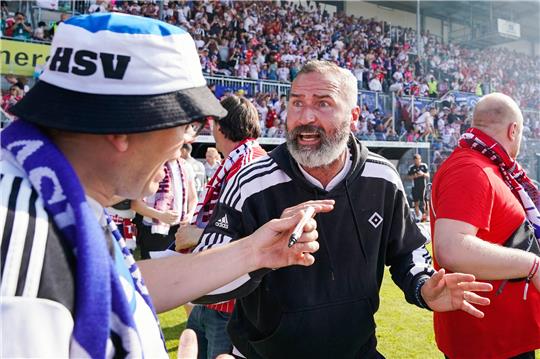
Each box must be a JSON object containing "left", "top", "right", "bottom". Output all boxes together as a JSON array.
[{"left": 215, "top": 214, "right": 229, "bottom": 230}]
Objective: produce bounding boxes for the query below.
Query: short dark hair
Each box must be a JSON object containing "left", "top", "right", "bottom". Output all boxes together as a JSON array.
[
  {"left": 217, "top": 95, "right": 261, "bottom": 142},
  {"left": 182, "top": 143, "right": 192, "bottom": 153}
]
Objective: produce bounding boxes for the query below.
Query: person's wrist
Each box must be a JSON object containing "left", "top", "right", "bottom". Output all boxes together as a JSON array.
[
  {"left": 417, "top": 276, "right": 432, "bottom": 310},
  {"left": 526, "top": 256, "right": 539, "bottom": 280},
  {"left": 158, "top": 211, "right": 167, "bottom": 221},
  {"left": 523, "top": 253, "right": 539, "bottom": 276},
  {"left": 242, "top": 234, "right": 260, "bottom": 272},
  {"left": 523, "top": 255, "right": 539, "bottom": 300}
]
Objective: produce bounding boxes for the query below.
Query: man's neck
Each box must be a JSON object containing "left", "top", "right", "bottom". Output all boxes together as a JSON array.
[
  {"left": 55, "top": 137, "right": 115, "bottom": 207},
  {"left": 84, "top": 185, "right": 116, "bottom": 207},
  {"left": 221, "top": 140, "right": 240, "bottom": 159},
  {"left": 300, "top": 150, "right": 348, "bottom": 188}
]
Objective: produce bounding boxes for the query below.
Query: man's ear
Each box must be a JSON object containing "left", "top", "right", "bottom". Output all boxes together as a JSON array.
[
  {"left": 507, "top": 122, "right": 518, "bottom": 141},
  {"left": 215, "top": 121, "right": 222, "bottom": 134},
  {"left": 105, "top": 134, "right": 129, "bottom": 152}
]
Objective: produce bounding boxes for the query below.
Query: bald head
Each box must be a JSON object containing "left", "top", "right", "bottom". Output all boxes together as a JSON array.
[
  {"left": 472, "top": 93, "right": 523, "bottom": 158},
  {"left": 472, "top": 93, "right": 523, "bottom": 133}
]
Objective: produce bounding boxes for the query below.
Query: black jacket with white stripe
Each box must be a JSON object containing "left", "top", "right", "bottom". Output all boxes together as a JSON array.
[{"left": 193, "top": 136, "right": 433, "bottom": 359}]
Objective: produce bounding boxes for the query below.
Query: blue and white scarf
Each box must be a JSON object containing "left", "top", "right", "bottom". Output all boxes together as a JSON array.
[{"left": 1, "top": 120, "right": 161, "bottom": 358}]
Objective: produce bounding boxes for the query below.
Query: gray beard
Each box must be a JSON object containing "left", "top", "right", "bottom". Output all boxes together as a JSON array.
[{"left": 286, "top": 121, "right": 350, "bottom": 168}]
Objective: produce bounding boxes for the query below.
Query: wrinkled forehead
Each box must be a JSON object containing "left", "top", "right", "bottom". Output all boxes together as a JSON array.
[{"left": 290, "top": 72, "right": 342, "bottom": 99}]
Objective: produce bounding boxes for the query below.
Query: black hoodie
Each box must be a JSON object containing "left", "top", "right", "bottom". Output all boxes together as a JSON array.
[{"left": 193, "top": 136, "right": 433, "bottom": 358}]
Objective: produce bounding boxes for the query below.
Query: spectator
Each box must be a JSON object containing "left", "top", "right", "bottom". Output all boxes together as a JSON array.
[
  {"left": 431, "top": 150, "right": 445, "bottom": 172},
  {"left": 368, "top": 74, "right": 383, "bottom": 92},
  {"left": 88, "top": 0, "right": 108, "bottom": 14},
  {"left": 441, "top": 123, "right": 457, "bottom": 150},
  {"left": 3, "top": 74, "right": 28, "bottom": 93},
  {"left": 248, "top": 60, "right": 259, "bottom": 80},
  {"left": 8, "top": 12, "right": 32, "bottom": 40},
  {"left": 235, "top": 58, "right": 249, "bottom": 78},
  {"left": 277, "top": 62, "right": 290, "bottom": 82},
  {"left": 275, "top": 122, "right": 286, "bottom": 138},
  {"left": 386, "top": 127, "right": 399, "bottom": 141},
  {"left": 431, "top": 93, "right": 540, "bottom": 358},
  {"left": 407, "top": 153, "right": 430, "bottom": 222},
  {"left": 265, "top": 119, "right": 281, "bottom": 137},
  {"left": 290, "top": 61, "right": 301, "bottom": 81},
  {"left": 106, "top": 198, "right": 137, "bottom": 251},
  {"left": 436, "top": 107, "right": 448, "bottom": 134},
  {"left": 178, "top": 95, "right": 266, "bottom": 359},
  {"left": 181, "top": 143, "right": 206, "bottom": 198},
  {"left": 132, "top": 158, "right": 197, "bottom": 259},
  {"left": 265, "top": 106, "right": 278, "bottom": 129},
  {"left": 356, "top": 116, "right": 369, "bottom": 138},
  {"left": 1, "top": 85, "right": 24, "bottom": 114},
  {"left": 50, "top": 12, "right": 69, "bottom": 37},
  {"left": 415, "top": 107, "right": 436, "bottom": 142},
  {"left": 389, "top": 78, "right": 404, "bottom": 95},
  {"left": 1, "top": 1, "right": 8, "bottom": 19},
  {"left": 418, "top": 78, "right": 429, "bottom": 97},
  {"left": 427, "top": 75, "right": 438, "bottom": 98},
  {"left": 267, "top": 62, "right": 278, "bottom": 81},
  {"left": 406, "top": 126, "right": 418, "bottom": 142},
  {"left": 204, "top": 147, "right": 221, "bottom": 180},
  {"left": 33, "top": 21, "right": 48, "bottom": 41}
]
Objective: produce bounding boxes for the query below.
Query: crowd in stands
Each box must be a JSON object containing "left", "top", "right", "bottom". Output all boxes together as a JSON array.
[
  {"left": 1, "top": 9, "right": 33, "bottom": 40},
  {"left": 208, "top": 85, "right": 476, "bottom": 147},
  {"left": 0, "top": 4, "right": 69, "bottom": 41},
  {"left": 3, "top": 0, "right": 537, "bottom": 111},
  {"left": 67, "top": 0, "right": 539, "bottom": 111},
  {"left": 2, "top": 0, "right": 539, "bottom": 141},
  {"left": 353, "top": 100, "right": 471, "bottom": 146}
]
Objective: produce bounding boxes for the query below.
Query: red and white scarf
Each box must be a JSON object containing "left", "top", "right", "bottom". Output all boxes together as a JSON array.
[
  {"left": 459, "top": 127, "right": 540, "bottom": 238},
  {"left": 193, "top": 139, "right": 259, "bottom": 227},
  {"left": 143, "top": 159, "right": 188, "bottom": 234}
]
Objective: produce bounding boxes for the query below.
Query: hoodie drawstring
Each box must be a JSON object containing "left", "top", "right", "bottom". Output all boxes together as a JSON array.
[
  {"left": 314, "top": 190, "right": 336, "bottom": 280},
  {"left": 345, "top": 178, "right": 369, "bottom": 264}
]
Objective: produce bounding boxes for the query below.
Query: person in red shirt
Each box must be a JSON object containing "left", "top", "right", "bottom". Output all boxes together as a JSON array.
[
  {"left": 431, "top": 92, "right": 540, "bottom": 359},
  {"left": 265, "top": 107, "right": 278, "bottom": 129},
  {"left": 1, "top": 85, "right": 23, "bottom": 114}
]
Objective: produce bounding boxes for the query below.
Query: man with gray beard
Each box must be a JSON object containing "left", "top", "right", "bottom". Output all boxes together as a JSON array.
[{"left": 191, "top": 61, "right": 492, "bottom": 359}]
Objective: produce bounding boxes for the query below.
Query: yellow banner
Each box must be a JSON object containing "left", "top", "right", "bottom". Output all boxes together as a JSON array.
[{"left": 1, "top": 39, "right": 51, "bottom": 77}]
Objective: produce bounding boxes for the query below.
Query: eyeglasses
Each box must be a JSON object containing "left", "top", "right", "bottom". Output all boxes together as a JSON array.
[
  {"left": 183, "top": 118, "right": 209, "bottom": 142},
  {"left": 187, "top": 121, "right": 205, "bottom": 135}
]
